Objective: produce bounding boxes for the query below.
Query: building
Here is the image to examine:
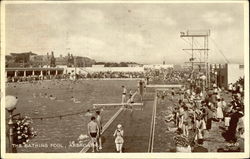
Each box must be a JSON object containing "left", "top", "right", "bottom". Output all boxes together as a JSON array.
[
  {"left": 5, "top": 67, "right": 64, "bottom": 78},
  {"left": 55, "top": 54, "right": 68, "bottom": 66},
  {"left": 6, "top": 52, "right": 37, "bottom": 67},
  {"left": 127, "top": 63, "right": 142, "bottom": 67},
  {"left": 213, "top": 63, "right": 244, "bottom": 89},
  {"left": 30, "top": 54, "right": 50, "bottom": 67},
  {"left": 143, "top": 64, "right": 174, "bottom": 69},
  {"left": 6, "top": 52, "right": 96, "bottom": 68}
]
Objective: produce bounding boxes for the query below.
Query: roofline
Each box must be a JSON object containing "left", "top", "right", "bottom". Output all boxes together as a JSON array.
[{"left": 5, "top": 67, "right": 64, "bottom": 71}]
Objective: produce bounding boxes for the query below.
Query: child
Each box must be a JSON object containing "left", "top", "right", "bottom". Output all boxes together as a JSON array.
[{"left": 113, "top": 124, "right": 124, "bottom": 153}]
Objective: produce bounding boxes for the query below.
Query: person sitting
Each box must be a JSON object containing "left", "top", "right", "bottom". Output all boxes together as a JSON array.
[
  {"left": 173, "top": 128, "right": 191, "bottom": 152},
  {"left": 192, "top": 139, "right": 208, "bottom": 152}
]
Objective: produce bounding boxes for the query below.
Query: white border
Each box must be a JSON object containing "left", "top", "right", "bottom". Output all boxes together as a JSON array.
[{"left": 1, "top": 1, "right": 249, "bottom": 159}]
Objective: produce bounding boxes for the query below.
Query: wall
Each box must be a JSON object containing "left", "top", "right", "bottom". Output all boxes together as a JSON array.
[{"left": 227, "top": 64, "right": 244, "bottom": 84}]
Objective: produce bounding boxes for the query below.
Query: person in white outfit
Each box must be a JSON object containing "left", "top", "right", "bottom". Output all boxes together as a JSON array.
[
  {"left": 113, "top": 124, "right": 124, "bottom": 153},
  {"left": 216, "top": 98, "right": 224, "bottom": 121},
  {"left": 228, "top": 83, "right": 233, "bottom": 92}
]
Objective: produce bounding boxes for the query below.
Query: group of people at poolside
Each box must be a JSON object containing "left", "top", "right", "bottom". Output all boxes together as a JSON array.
[
  {"left": 160, "top": 78, "right": 244, "bottom": 152},
  {"left": 145, "top": 67, "right": 190, "bottom": 84},
  {"left": 86, "top": 75, "right": 244, "bottom": 153}
]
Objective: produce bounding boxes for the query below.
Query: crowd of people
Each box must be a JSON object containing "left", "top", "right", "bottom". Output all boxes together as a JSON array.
[
  {"left": 6, "top": 71, "right": 145, "bottom": 83},
  {"left": 159, "top": 77, "right": 244, "bottom": 152},
  {"left": 83, "top": 71, "right": 144, "bottom": 79},
  {"left": 145, "top": 67, "right": 191, "bottom": 84}
]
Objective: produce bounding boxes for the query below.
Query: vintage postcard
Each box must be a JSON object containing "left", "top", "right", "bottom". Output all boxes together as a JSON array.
[{"left": 1, "top": 0, "right": 249, "bottom": 159}]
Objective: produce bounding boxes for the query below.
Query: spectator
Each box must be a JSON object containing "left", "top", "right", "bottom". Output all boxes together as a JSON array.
[
  {"left": 173, "top": 128, "right": 191, "bottom": 152},
  {"left": 192, "top": 139, "right": 208, "bottom": 152}
]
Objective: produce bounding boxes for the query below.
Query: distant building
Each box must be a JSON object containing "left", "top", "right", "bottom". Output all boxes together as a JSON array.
[
  {"left": 143, "top": 64, "right": 174, "bottom": 69},
  {"left": 213, "top": 63, "right": 244, "bottom": 89},
  {"left": 30, "top": 54, "right": 50, "bottom": 67},
  {"left": 55, "top": 54, "right": 68, "bottom": 66},
  {"left": 6, "top": 52, "right": 37, "bottom": 67},
  {"left": 92, "top": 64, "right": 105, "bottom": 68},
  {"left": 127, "top": 63, "right": 142, "bottom": 67},
  {"left": 6, "top": 51, "right": 95, "bottom": 68}
]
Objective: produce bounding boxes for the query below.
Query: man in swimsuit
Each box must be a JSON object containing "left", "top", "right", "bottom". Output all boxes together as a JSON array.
[
  {"left": 171, "top": 88, "right": 175, "bottom": 101},
  {"left": 121, "top": 86, "right": 127, "bottom": 104},
  {"left": 96, "top": 110, "right": 103, "bottom": 150},
  {"left": 138, "top": 80, "right": 144, "bottom": 102},
  {"left": 127, "top": 90, "right": 134, "bottom": 113},
  {"left": 87, "top": 116, "right": 99, "bottom": 152}
]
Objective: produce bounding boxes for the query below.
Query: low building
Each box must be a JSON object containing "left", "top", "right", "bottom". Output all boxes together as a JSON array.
[
  {"left": 143, "top": 64, "right": 174, "bottom": 69},
  {"left": 5, "top": 67, "right": 64, "bottom": 78},
  {"left": 214, "top": 63, "right": 244, "bottom": 89}
]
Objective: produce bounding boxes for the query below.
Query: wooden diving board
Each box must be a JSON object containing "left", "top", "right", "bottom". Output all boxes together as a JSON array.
[
  {"left": 93, "top": 103, "right": 143, "bottom": 107},
  {"left": 93, "top": 103, "right": 144, "bottom": 111}
]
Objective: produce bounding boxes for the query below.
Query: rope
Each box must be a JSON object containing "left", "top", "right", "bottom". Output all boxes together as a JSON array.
[
  {"left": 30, "top": 110, "right": 86, "bottom": 120},
  {"left": 22, "top": 107, "right": 99, "bottom": 121},
  {"left": 210, "top": 37, "right": 230, "bottom": 63},
  {"left": 16, "top": 92, "right": 139, "bottom": 120}
]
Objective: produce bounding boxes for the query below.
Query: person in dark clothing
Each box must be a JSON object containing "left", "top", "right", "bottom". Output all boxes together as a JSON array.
[
  {"left": 205, "top": 105, "right": 214, "bottom": 131},
  {"left": 222, "top": 109, "right": 243, "bottom": 142},
  {"left": 192, "top": 139, "right": 208, "bottom": 152}
]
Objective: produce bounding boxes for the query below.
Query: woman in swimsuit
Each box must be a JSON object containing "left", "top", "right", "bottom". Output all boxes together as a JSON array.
[{"left": 113, "top": 124, "right": 124, "bottom": 153}]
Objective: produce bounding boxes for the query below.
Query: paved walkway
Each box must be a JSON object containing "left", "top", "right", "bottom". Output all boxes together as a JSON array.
[{"left": 87, "top": 96, "right": 155, "bottom": 153}]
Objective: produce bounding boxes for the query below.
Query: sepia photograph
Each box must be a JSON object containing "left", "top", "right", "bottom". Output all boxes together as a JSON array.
[{"left": 1, "top": 0, "right": 249, "bottom": 158}]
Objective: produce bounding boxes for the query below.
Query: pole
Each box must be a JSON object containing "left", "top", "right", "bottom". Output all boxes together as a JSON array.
[
  {"left": 74, "top": 57, "right": 76, "bottom": 81},
  {"left": 207, "top": 35, "right": 210, "bottom": 88},
  {"left": 191, "top": 37, "right": 194, "bottom": 71}
]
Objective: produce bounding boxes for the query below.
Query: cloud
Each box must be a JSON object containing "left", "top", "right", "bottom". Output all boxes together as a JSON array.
[
  {"left": 202, "top": 11, "right": 234, "bottom": 25},
  {"left": 5, "top": 3, "right": 244, "bottom": 64},
  {"left": 163, "top": 17, "right": 177, "bottom": 26},
  {"left": 78, "top": 9, "right": 105, "bottom": 24}
]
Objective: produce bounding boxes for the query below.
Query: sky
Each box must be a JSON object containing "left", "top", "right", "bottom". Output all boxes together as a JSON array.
[{"left": 5, "top": 2, "right": 245, "bottom": 64}]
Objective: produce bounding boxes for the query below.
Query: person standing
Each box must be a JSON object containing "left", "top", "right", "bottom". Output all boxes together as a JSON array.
[
  {"left": 121, "top": 86, "right": 127, "bottom": 104},
  {"left": 96, "top": 110, "right": 103, "bottom": 150},
  {"left": 205, "top": 104, "right": 214, "bottom": 131},
  {"left": 216, "top": 98, "right": 224, "bottom": 122},
  {"left": 128, "top": 90, "right": 134, "bottom": 103},
  {"left": 113, "top": 124, "right": 124, "bottom": 153},
  {"left": 138, "top": 80, "right": 144, "bottom": 102},
  {"left": 223, "top": 108, "right": 243, "bottom": 142},
  {"left": 87, "top": 116, "right": 99, "bottom": 152},
  {"left": 171, "top": 88, "right": 175, "bottom": 101},
  {"left": 228, "top": 83, "right": 233, "bottom": 93}
]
